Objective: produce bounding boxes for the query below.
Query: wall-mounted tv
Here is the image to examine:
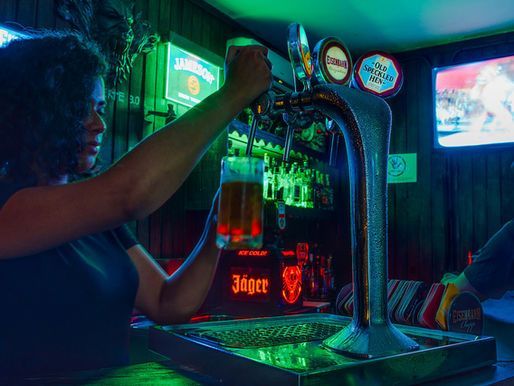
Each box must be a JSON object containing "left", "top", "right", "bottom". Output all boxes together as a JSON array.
[
  {"left": 433, "top": 54, "right": 514, "bottom": 149},
  {"left": 0, "top": 24, "right": 27, "bottom": 47}
]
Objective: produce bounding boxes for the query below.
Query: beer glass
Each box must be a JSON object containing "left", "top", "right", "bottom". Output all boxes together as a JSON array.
[{"left": 216, "top": 156, "right": 264, "bottom": 249}]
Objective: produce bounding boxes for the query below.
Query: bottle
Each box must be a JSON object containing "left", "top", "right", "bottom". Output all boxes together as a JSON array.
[
  {"left": 326, "top": 254, "right": 335, "bottom": 294},
  {"left": 302, "top": 161, "right": 314, "bottom": 208},
  {"left": 320, "top": 173, "right": 329, "bottom": 209},
  {"left": 313, "top": 170, "right": 322, "bottom": 209},
  {"left": 311, "top": 253, "right": 320, "bottom": 299},
  {"left": 319, "top": 255, "right": 327, "bottom": 299},
  {"left": 274, "top": 165, "right": 283, "bottom": 201},
  {"left": 263, "top": 153, "right": 270, "bottom": 200},
  {"left": 291, "top": 162, "right": 302, "bottom": 207},
  {"left": 302, "top": 254, "right": 312, "bottom": 300},
  {"left": 266, "top": 157, "right": 276, "bottom": 200},
  {"left": 280, "top": 162, "right": 292, "bottom": 206},
  {"left": 325, "top": 173, "right": 334, "bottom": 210}
]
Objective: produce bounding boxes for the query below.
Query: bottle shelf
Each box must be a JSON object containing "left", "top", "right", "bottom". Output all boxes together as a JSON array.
[
  {"left": 264, "top": 201, "right": 335, "bottom": 221},
  {"left": 228, "top": 120, "right": 327, "bottom": 161}
]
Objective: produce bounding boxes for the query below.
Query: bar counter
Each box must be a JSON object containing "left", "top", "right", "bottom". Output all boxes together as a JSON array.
[
  {"left": 5, "top": 356, "right": 514, "bottom": 385},
  {"left": 3, "top": 318, "right": 514, "bottom": 386}
]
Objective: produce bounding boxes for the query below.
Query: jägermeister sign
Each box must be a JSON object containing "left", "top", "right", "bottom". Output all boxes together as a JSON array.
[{"left": 166, "top": 43, "right": 221, "bottom": 107}]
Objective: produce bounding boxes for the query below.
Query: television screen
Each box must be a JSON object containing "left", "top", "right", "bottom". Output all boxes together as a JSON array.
[
  {"left": 0, "top": 25, "right": 26, "bottom": 47},
  {"left": 434, "top": 55, "right": 514, "bottom": 148}
]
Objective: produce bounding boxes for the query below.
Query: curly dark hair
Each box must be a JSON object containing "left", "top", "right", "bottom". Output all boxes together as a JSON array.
[{"left": 0, "top": 30, "right": 107, "bottom": 182}]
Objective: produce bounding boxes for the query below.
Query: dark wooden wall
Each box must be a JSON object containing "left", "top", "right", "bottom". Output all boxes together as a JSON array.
[
  {"left": 388, "top": 32, "right": 514, "bottom": 283},
  {"left": 3, "top": 0, "right": 514, "bottom": 285}
]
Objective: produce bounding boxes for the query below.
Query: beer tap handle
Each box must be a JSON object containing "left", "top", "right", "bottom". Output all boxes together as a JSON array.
[
  {"left": 245, "top": 92, "right": 275, "bottom": 157},
  {"left": 326, "top": 118, "right": 339, "bottom": 167},
  {"left": 245, "top": 115, "right": 260, "bottom": 156},
  {"left": 282, "top": 118, "right": 294, "bottom": 163},
  {"left": 282, "top": 111, "right": 302, "bottom": 163}
]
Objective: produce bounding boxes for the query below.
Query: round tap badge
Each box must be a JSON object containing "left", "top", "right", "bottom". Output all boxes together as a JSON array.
[
  {"left": 313, "top": 37, "right": 352, "bottom": 85},
  {"left": 353, "top": 51, "right": 403, "bottom": 98},
  {"left": 287, "top": 23, "right": 313, "bottom": 86}
]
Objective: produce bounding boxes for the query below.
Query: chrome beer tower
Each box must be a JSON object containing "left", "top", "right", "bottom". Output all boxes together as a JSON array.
[{"left": 252, "top": 24, "right": 418, "bottom": 358}]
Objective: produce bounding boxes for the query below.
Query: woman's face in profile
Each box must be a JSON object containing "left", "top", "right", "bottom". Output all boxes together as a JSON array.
[{"left": 76, "top": 78, "right": 107, "bottom": 174}]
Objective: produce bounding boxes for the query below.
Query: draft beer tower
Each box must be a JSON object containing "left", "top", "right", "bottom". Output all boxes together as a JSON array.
[{"left": 253, "top": 23, "right": 418, "bottom": 358}]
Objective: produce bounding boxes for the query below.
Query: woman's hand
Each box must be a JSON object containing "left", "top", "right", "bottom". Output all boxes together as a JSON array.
[{"left": 223, "top": 46, "right": 272, "bottom": 109}]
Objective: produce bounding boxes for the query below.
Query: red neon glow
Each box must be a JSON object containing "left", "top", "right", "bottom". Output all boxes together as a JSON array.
[
  {"left": 231, "top": 274, "right": 270, "bottom": 295},
  {"left": 467, "top": 250, "right": 473, "bottom": 266},
  {"left": 251, "top": 221, "right": 262, "bottom": 237},
  {"left": 230, "top": 227, "right": 243, "bottom": 236},
  {"left": 281, "top": 265, "right": 302, "bottom": 304},
  {"left": 237, "top": 250, "right": 270, "bottom": 257},
  {"left": 217, "top": 224, "right": 228, "bottom": 235},
  {"left": 281, "top": 250, "right": 295, "bottom": 257}
]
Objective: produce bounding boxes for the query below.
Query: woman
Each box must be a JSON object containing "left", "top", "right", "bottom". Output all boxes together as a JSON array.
[{"left": 0, "top": 31, "right": 271, "bottom": 376}]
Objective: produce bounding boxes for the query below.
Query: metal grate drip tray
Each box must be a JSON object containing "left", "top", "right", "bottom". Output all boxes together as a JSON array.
[
  {"left": 186, "top": 321, "right": 342, "bottom": 348},
  {"left": 149, "top": 313, "right": 496, "bottom": 385}
]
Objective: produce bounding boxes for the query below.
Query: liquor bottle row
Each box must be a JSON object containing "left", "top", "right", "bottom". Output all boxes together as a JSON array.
[
  {"left": 301, "top": 252, "right": 335, "bottom": 301},
  {"left": 263, "top": 153, "right": 334, "bottom": 210}
]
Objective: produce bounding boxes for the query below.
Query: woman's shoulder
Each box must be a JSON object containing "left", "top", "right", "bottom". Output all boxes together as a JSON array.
[{"left": 0, "top": 177, "right": 35, "bottom": 208}]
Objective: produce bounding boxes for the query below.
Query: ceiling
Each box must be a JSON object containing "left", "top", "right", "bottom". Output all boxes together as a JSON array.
[{"left": 203, "top": 0, "right": 514, "bottom": 57}]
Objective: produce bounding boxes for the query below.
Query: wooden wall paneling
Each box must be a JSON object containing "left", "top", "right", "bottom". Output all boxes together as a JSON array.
[
  {"left": 486, "top": 152, "right": 502, "bottom": 239},
  {"left": 387, "top": 75, "right": 407, "bottom": 280},
  {"left": 500, "top": 152, "right": 514, "bottom": 225},
  {"left": 454, "top": 153, "right": 474, "bottom": 271},
  {"left": 208, "top": 9, "right": 224, "bottom": 57},
  {"left": 158, "top": 0, "right": 171, "bottom": 39},
  {"left": 35, "top": 0, "right": 55, "bottom": 28},
  {"left": 430, "top": 153, "right": 449, "bottom": 281},
  {"left": 101, "top": 86, "right": 116, "bottom": 166},
  {"left": 15, "top": 0, "right": 36, "bottom": 27},
  {"left": 180, "top": 0, "right": 193, "bottom": 40},
  {"left": 0, "top": 1, "right": 17, "bottom": 22},
  {"left": 112, "top": 82, "right": 131, "bottom": 162},
  {"left": 127, "top": 65, "right": 144, "bottom": 148},
  {"left": 190, "top": 1, "right": 203, "bottom": 44},
  {"left": 471, "top": 154, "right": 487, "bottom": 254},
  {"left": 169, "top": 0, "right": 184, "bottom": 32},
  {"left": 405, "top": 59, "right": 422, "bottom": 280},
  {"left": 415, "top": 57, "right": 434, "bottom": 284},
  {"left": 392, "top": 61, "right": 416, "bottom": 280}
]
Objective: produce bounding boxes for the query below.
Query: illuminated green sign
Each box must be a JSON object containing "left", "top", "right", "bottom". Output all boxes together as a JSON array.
[
  {"left": 387, "top": 153, "right": 417, "bottom": 184},
  {"left": 166, "top": 43, "right": 221, "bottom": 108}
]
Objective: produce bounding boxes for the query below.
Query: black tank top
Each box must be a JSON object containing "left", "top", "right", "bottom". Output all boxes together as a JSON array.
[{"left": 0, "top": 180, "right": 139, "bottom": 376}]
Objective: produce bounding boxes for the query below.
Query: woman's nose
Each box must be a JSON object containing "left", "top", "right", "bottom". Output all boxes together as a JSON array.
[{"left": 84, "top": 113, "right": 106, "bottom": 134}]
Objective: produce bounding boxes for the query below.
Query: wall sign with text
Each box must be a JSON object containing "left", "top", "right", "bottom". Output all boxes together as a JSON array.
[
  {"left": 387, "top": 153, "right": 417, "bottom": 183},
  {"left": 166, "top": 43, "right": 221, "bottom": 108}
]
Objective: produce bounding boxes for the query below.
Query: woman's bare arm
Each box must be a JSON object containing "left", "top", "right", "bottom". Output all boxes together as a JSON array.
[
  {"left": 0, "top": 46, "right": 271, "bottom": 259},
  {"left": 129, "top": 192, "right": 220, "bottom": 324}
]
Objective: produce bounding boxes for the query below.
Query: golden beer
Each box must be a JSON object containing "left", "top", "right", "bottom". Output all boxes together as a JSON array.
[{"left": 216, "top": 157, "right": 264, "bottom": 249}]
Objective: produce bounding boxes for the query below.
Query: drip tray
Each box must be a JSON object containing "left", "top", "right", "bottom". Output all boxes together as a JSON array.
[{"left": 149, "top": 313, "right": 496, "bottom": 385}]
